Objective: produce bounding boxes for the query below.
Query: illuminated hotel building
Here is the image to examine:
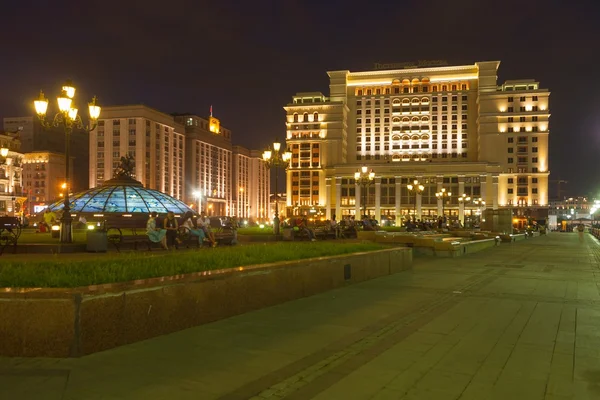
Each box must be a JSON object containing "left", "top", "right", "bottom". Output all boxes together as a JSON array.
[
  {"left": 232, "top": 146, "right": 270, "bottom": 219},
  {"left": 89, "top": 105, "right": 186, "bottom": 199},
  {"left": 22, "top": 152, "right": 66, "bottom": 213},
  {"left": 284, "top": 61, "right": 550, "bottom": 224},
  {"left": 0, "top": 131, "right": 25, "bottom": 216}
]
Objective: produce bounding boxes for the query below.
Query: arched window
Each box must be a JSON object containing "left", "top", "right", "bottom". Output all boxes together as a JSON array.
[
  {"left": 421, "top": 134, "right": 430, "bottom": 140},
  {"left": 303, "top": 113, "right": 309, "bottom": 122},
  {"left": 385, "top": 88, "right": 390, "bottom": 94},
  {"left": 452, "top": 85, "right": 457, "bottom": 91},
  {"left": 376, "top": 88, "right": 381, "bottom": 95},
  {"left": 442, "top": 85, "right": 447, "bottom": 91},
  {"left": 411, "top": 135, "right": 420, "bottom": 140},
  {"left": 393, "top": 98, "right": 401, "bottom": 105},
  {"left": 402, "top": 117, "right": 410, "bottom": 123},
  {"left": 421, "top": 97, "right": 430, "bottom": 104},
  {"left": 392, "top": 134, "right": 401, "bottom": 141},
  {"left": 357, "top": 89, "right": 363, "bottom": 96},
  {"left": 313, "top": 112, "right": 319, "bottom": 122},
  {"left": 432, "top": 86, "right": 438, "bottom": 92},
  {"left": 402, "top": 135, "right": 410, "bottom": 141},
  {"left": 392, "top": 117, "right": 401, "bottom": 123},
  {"left": 367, "top": 89, "right": 372, "bottom": 95},
  {"left": 392, "top": 155, "right": 401, "bottom": 161},
  {"left": 401, "top": 99, "right": 410, "bottom": 105},
  {"left": 293, "top": 113, "right": 298, "bottom": 123},
  {"left": 411, "top": 117, "right": 419, "bottom": 122},
  {"left": 411, "top": 98, "right": 419, "bottom": 105},
  {"left": 421, "top": 116, "right": 429, "bottom": 122}
]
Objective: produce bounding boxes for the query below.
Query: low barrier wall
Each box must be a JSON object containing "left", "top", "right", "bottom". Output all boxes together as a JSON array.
[{"left": 0, "top": 247, "right": 412, "bottom": 358}]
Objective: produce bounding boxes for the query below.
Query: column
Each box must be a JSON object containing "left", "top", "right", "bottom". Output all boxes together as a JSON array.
[
  {"left": 480, "top": 174, "right": 487, "bottom": 203},
  {"left": 395, "top": 177, "right": 402, "bottom": 226},
  {"left": 325, "top": 177, "right": 332, "bottom": 220},
  {"left": 375, "top": 177, "right": 381, "bottom": 222},
  {"left": 437, "top": 176, "right": 443, "bottom": 216},
  {"left": 492, "top": 175, "right": 499, "bottom": 210},
  {"left": 458, "top": 175, "right": 465, "bottom": 223},
  {"left": 335, "top": 177, "right": 342, "bottom": 221},
  {"left": 355, "top": 183, "right": 361, "bottom": 218}
]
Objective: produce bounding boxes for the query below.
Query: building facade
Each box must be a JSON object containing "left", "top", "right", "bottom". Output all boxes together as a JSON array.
[
  {"left": 21, "top": 152, "right": 66, "bottom": 214},
  {"left": 88, "top": 105, "right": 269, "bottom": 219},
  {"left": 3, "top": 116, "right": 89, "bottom": 192},
  {"left": 89, "top": 106, "right": 186, "bottom": 200},
  {"left": 0, "top": 131, "right": 25, "bottom": 216},
  {"left": 284, "top": 61, "right": 550, "bottom": 225}
]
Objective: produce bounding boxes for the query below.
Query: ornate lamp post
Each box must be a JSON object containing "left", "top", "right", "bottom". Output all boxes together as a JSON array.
[
  {"left": 435, "top": 188, "right": 451, "bottom": 221},
  {"left": 262, "top": 141, "right": 292, "bottom": 235},
  {"left": 472, "top": 197, "right": 486, "bottom": 225},
  {"left": 407, "top": 180, "right": 424, "bottom": 222},
  {"left": 354, "top": 166, "right": 375, "bottom": 219},
  {"left": 458, "top": 193, "right": 471, "bottom": 227},
  {"left": 33, "top": 81, "right": 101, "bottom": 243}
]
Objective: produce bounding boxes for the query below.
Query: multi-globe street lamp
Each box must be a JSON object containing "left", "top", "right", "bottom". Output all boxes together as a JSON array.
[
  {"left": 472, "top": 197, "right": 486, "bottom": 225},
  {"left": 435, "top": 188, "right": 452, "bottom": 220},
  {"left": 33, "top": 81, "right": 101, "bottom": 243},
  {"left": 262, "top": 141, "right": 291, "bottom": 235},
  {"left": 407, "top": 180, "right": 424, "bottom": 222},
  {"left": 458, "top": 193, "right": 471, "bottom": 226},
  {"left": 354, "top": 166, "right": 375, "bottom": 219}
]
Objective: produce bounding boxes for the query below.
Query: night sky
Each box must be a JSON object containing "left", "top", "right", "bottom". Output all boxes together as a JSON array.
[{"left": 1, "top": 0, "right": 599, "bottom": 197}]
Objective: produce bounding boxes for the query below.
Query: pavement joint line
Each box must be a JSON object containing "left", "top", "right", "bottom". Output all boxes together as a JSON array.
[
  {"left": 236, "top": 272, "right": 502, "bottom": 400},
  {"left": 544, "top": 304, "right": 565, "bottom": 397}
]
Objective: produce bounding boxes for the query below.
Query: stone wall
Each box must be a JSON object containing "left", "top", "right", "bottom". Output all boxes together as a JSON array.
[{"left": 0, "top": 247, "right": 412, "bottom": 357}]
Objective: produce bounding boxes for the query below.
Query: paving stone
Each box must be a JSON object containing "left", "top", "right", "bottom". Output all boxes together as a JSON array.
[{"left": 1, "top": 233, "right": 600, "bottom": 400}]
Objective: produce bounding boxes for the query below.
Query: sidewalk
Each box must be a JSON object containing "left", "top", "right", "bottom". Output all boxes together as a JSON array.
[{"left": 1, "top": 233, "right": 599, "bottom": 399}]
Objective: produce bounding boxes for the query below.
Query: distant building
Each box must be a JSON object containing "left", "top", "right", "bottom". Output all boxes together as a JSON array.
[
  {"left": 21, "top": 152, "right": 66, "bottom": 214},
  {"left": 232, "top": 146, "right": 270, "bottom": 220},
  {"left": 3, "top": 116, "right": 89, "bottom": 192},
  {"left": 0, "top": 131, "right": 25, "bottom": 216},
  {"left": 88, "top": 105, "right": 269, "bottom": 219},
  {"left": 89, "top": 105, "right": 186, "bottom": 200},
  {"left": 284, "top": 61, "right": 550, "bottom": 225}
]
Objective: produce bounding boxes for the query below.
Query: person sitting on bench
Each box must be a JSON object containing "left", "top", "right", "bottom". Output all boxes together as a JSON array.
[
  {"left": 181, "top": 211, "right": 205, "bottom": 246},
  {"left": 146, "top": 211, "right": 168, "bottom": 250}
]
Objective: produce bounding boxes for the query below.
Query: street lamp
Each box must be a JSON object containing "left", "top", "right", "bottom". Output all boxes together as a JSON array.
[
  {"left": 193, "top": 190, "right": 202, "bottom": 212},
  {"left": 435, "top": 188, "right": 452, "bottom": 222},
  {"left": 262, "top": 141, "right": 292, "bottom": 235},
  {"left": 472, "top": 198, "right": 486, "bottom": 225},
  {"left": 33, "top": 81, "right": 101, "bottom": 243},
  {"left": 0, "top": 147, "right": 8, "bottom": 158},
  {"left": 407, "top": 180, "right": 424, "bottom": 222},
  {"left": 458, "top": 194, "right": 471, "bottom": 227},
  {"left": 354, "top": 166, "right": 375, "bottom": 219}
]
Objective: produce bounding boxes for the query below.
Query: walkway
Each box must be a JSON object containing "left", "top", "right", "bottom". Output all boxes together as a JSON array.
[{"left": 1, "top": 233, "right": 600, "bottom": 400}]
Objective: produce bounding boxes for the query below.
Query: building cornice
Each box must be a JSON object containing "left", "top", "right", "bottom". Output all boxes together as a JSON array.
[{"left": 337, "top": 64, "right": 479, "bottom": 79}]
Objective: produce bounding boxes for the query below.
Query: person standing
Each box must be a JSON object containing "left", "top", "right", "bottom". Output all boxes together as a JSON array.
[
  {"left": 577, "top": 222, "right": 585, "bottom": 243},
  {"left": 163, "top": 211, "right": 180, "bottom": 249},
  {"left": 146, "top": 211, "right": 168, "bottom": 250}
]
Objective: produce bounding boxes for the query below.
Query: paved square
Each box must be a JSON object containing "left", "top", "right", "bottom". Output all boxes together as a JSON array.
[{"left": 1, "top": 233, "right": 600, "bottom": 399}]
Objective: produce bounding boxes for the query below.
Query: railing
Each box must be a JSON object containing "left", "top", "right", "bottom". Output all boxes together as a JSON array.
[{"left": 0, "top": 191, "right": 27, "bottom": 198}]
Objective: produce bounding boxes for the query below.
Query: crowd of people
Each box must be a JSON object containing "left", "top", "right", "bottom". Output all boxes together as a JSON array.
[{"left": 146, "top": 210, "right": 219, "bottom": 250}]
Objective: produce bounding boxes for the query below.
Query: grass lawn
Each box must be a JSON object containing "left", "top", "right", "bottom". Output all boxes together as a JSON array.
[
  {"left": 0, "top": 242, "right": 388, "bottom": 288},
  {"left": 237, "top": 226, "right": 275, "bottom": 235}
]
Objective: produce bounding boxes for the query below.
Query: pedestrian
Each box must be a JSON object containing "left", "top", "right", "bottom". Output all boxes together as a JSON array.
[
  {"left": 163, "top": 211, "right": 180, "bottom": 249},
  {"left": 43, "top": 208, "right": 57, "bottom": 232},
  {"left": 577, "top": 222, "right": 585, "bottom": 243},
  {"left": 146, "top": 211, "right": 168, "bottom": 250}
]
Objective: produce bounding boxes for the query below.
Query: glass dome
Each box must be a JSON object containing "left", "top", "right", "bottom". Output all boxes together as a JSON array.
[{"left": 48, "top": 176, "right": 194, "bottom": 216}]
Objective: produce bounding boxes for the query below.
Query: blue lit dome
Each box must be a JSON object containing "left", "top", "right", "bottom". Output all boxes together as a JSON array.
[{"left": 48, "top": 176, "right": 193, "bottom": 216}]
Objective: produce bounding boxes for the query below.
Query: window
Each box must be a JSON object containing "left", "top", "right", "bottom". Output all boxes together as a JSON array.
[
  {"left": 532, "top": 167, "right": 538, "bottom": 172},
  {"left": 508, "top": 148, "right": 513, "bottom": 153},
  {"left": 532, "top": 106, "right": 538, "bottom": 111},
  {"left": 520, "top": 106, "right": 526, "bottom": 112},
  {"left": 462, "top": 95, "right": 467, "bottom": 101},
  {"left": 508, "top": 117, "right": 514, "bottom": 122},
  {"left": 462, "top": 105, "right": 467, "bottom": 111},
  {"left": 532, "top": 157, "right": 538, "bottom": 163},
  {"left": 532, "top": 116, "right": 538, "bottom": 122},
  {"left": 532, "top": 137, "right": 538, "bottom": 143},
  {"left": 508, "top": 97, "right": 513, "bottom": 102},
  {"left": 532, "top": 178, "right": 538, "bottom": 183},
  {"left": 508, "top": 178, "right": 514, "bottom": 184},
  {"left": 508, "top": 127, "right": 514, "bottom": 133},
  {"left": 452, "top": 96, "right": 457, "bottom": 102},
  {"left": 532, "top": 147, "right": 538, "bottom": 153},
  {"left": 508, "top": 157, "right": 514, "bottom": 163},
  {"left": 520, "top": 96, "right": 526, "bottom": 101},
  {"left": 520, "top": 117, "right": 526, "bottom": 122},
  {"left": 532, "top": 96, "right": 538, "bottom": 101},
  {"left": 532, "top": 188, "right": 538, "bottom": 194},
  {"left": 508, "top": 188, "right": 513, "bottom": 194},
  {"left": 508, "top": 107, "right": 514, "bottom": 112}
]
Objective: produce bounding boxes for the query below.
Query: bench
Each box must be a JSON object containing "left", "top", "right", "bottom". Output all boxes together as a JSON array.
[
  {"left": 312, "top": 224, "right": 337, "bottom": 240},
  {"left": 0, "top": 216, "right": 21, "bottom": 256},
  {"left": 104, "top": 217, "right": 155, "bottom": 252},
  {"left": 208, "top": 217, "right": 235, "bottom": 245}
]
